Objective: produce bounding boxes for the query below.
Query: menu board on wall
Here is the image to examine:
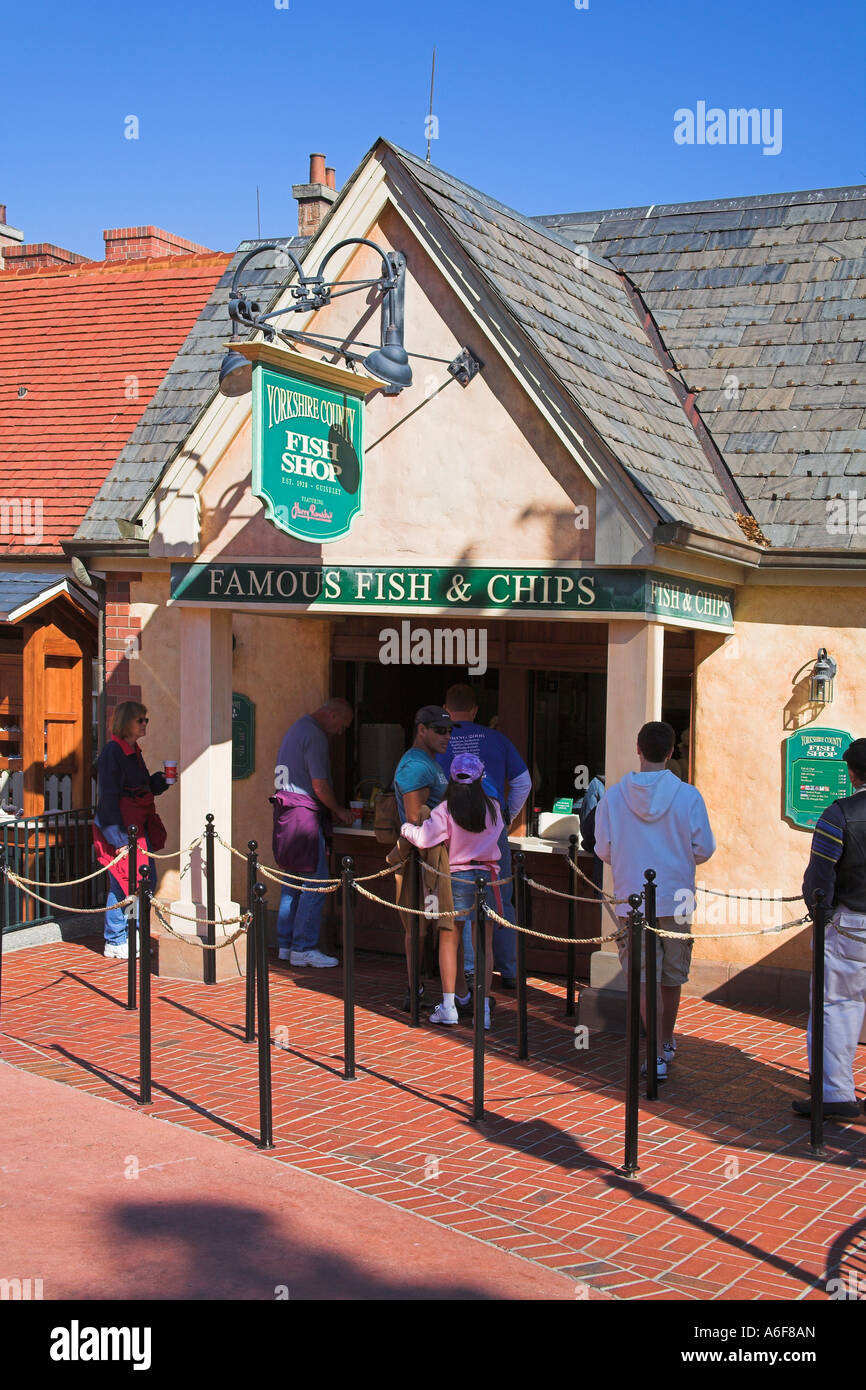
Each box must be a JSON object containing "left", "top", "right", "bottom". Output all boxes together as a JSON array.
[{"left": 785, "top": 728, "right": 852, "bottom": 829}]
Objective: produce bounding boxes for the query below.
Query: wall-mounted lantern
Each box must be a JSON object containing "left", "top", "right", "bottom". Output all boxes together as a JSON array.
[{"left": 809, "top": 648, "right": 837, "bottom": 705}]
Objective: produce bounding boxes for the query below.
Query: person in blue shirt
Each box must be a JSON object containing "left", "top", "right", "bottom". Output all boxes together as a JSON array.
[
  {"left": 440, "top": 684, "right": 532, "bottom": 991},
  {"left": 393, "top": 705, "right": 453, "bottom": 1011}
]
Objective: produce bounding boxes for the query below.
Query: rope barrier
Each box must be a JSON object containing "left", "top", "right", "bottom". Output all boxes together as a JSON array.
[
  {"left": 148, "top": 835, "right": 204, "bottom": 860},
  {"left": 8, "top": 845, "right": 129, "bottom": 886},
  {"left": 6, "top": 870, "right": 135, "bottom": 915},
  {"left": 694, "top": 884, "right": 804, "bottom": 904},
  {"left": 486, "top": 899, "right": 627, "bottom": 946},
  {"left": 353, "top": 881, "right": 464, "bottom": 918},
  {"left": 645, "top": 914, "right": 810, "bottom": 940},
  {"left": 527, "top": 874, "right": 629, "bottom": 906},
  {"left": 150, "top": 899, "right": 251, "bottom": 949}
]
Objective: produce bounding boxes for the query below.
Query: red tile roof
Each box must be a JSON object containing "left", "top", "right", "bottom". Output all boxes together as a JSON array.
[{"left": 0, "top": 252, "right": 231, "bottom": 555}]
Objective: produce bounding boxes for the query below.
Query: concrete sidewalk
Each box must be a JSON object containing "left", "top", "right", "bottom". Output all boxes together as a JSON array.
[{"left": 0, "top": 1061, "right": 581, "bottom": 1301}]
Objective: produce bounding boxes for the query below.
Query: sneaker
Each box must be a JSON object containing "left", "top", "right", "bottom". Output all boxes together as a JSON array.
[
  {"left": 498, "top": 976, "right": 517, "bottom": 991},
  {"left": 429, "top": 1001, "right": 459, "bottom": 1026},
  {"left": 290, "top": 949, "right": 338, "bottom": 968},
  {"left": 641, "top": 1057, "right": 668, "bottom": 1082},
  {"left": 455, "top": 992, "right": 473, "bottom": 1019},
  {"left": 104, "top": 941, "right": 128, "bottom": 960},
  {"left": 401, "top": 984, "right": 427, "bottom": 1013},
  {"left": 791, "top": 1098, "right": 860, "bottom": 1120},
  {"left": 662, "top": 1038, "right": 677, "bottom": 1062}
]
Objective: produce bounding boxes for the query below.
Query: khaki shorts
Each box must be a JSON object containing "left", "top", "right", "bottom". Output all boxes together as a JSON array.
[{"left": 617, "top": 915, "right": 694, "bottom": 987}]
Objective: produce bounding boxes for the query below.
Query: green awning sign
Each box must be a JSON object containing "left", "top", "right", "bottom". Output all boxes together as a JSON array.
[
  {"left": 170, "top": 563, "right": 735, "bottom": 631},
  {"left": 252, "top": 361, "right": 364, "bottom": 543},
  {"left": 232, "top": 693, "right": 255, "bottom": 781},
  {"left": 785, "top": 727, "right": 852, "bottom": 829}
]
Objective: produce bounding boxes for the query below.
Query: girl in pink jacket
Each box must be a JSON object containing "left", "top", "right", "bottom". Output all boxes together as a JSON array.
[{"left": 400, "top": 753, "right": 504, "bottom": 1028}]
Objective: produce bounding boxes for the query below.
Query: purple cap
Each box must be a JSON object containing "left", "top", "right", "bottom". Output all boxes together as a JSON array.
[{"left": 450, "top": 753, "right": 485, "bottom": 783}]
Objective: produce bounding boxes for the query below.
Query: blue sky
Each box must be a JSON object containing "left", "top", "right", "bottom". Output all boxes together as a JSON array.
[{"left": 5, "top": 0, "right": 865, "bottom": 258}]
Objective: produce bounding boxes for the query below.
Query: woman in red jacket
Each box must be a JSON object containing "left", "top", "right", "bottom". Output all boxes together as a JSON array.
[{"left": 94, "top": 701, "right": 170, "bottom": 960}]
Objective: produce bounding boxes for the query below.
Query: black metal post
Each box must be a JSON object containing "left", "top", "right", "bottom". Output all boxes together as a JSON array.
[
  {"left": 514, "top": 851, "right": 528, "bottom": 1060},
  {"left": 126, "top": 826, "right": 139, "bottom": 1011},
  {"left": 409, "top": 849, "right": 421, "bottom": 1027},
  {"left": 620, "top": 893, "right": 643, "bottom": 1176},
  {"left": 244, "top": 840, "right": 258, "bottom": 1043},
  {"left": 342, "top": 856, "right": 356, "bottom": 1081},
  {"left": 644, "top": 869, "right": 658, "bottom": 1100},
  {"left": 809, "top": 890, "right": 827, "bottom": 1159},
  {"left": 204, "top": 813, "right": 216, "bottom": 986},
  {"left": 0, "top": 851, "right": 6, "bottom": 1028},
  {"left": 138, "top": 865, "right": 152, "bottom": 1106},
  {"left": 254, "top": 882, "right": 274, "bottom": 1149},
  {"left": 566, "top": 833, "right": 578, "bottom": 1017},
  {"left": 472, "top": 875, "right": 487, "bottom": 1123}
]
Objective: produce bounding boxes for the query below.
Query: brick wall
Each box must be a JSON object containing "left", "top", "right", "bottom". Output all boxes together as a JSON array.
[
  {"left": 104, "top": 572, "right": 143, "bottom": 728},
  {"left": 1, "top": 242, "right": 89, "bottom": 272},
  {"left": 103, "top": 225, "right": 212, "bottom": 263}
]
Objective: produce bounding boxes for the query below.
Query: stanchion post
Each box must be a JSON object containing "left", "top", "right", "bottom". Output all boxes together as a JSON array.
[
  {"left": 342, "top": 856, "right": 356, "bottom": 1081},
  {"left": 472, "top": 875, "right": 487, "bottom": 1123},
  {"left": 409, "top": 849, "right": 421, "bottom": 1027},
  {"left": 620, "top": 893, "right": 643, "bottom": 1176},
  {"left": 514, "top": 850, "right": 529, "bottom": 1060},
  {"left": 244, "top": 840, "right": 258, "bottom": 1043},
  {"left": 138, "top": 865, "right": 152, "bottom": 1106},
  {"left": 254, "top": 882, "right": 274, "bottom": 1149},
  {"left": 566, "top": 833, "right": 578, "bottom": 1017},
  {"left": 0, "top": 851, "right": 6, "bottom": 1028},
  {"left": 644, "top": 868, "right": 658, "bottom": 1100},
  {"left": 126, "top": 826, "right": 139, "bottom": 1012},
  {"left": 204, "top": 814, "right": 216, "bottom": 986},
  {"left": 809, "top": 889, "right": 827, "bottom": 1159}
]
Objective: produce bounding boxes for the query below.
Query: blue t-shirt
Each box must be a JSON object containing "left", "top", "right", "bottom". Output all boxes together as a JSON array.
[
  {"left": 436, "top": 722, "right": 527, "bottom": 808},
  {"left": 394, "top": 747, "right": 448, "bottom": 824},
  {"left": 275, "top": 715, "right": 331, "bottom": 795}
]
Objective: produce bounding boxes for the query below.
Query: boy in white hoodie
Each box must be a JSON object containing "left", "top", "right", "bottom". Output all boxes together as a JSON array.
[{"left": 594, "top": 721, "right": 716, "bottom": 1077}]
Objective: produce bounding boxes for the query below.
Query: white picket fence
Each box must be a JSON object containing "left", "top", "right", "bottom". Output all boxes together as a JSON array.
[{"left": 0, "top": 773, "right": 96, "bottom": 815}]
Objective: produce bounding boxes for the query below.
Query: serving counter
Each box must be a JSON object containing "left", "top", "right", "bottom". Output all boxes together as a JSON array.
[{"left": 325, "top": 826, "right": 602, "bottom": 977}]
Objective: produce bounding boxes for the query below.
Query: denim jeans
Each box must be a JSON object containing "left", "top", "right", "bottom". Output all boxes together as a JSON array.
[
  {"left": 104, "top": 859, "right": 155, "bottom": 944},
  {"left": 461, "top": 827, "right": 516, "bottom": 978},
  {"left": 276, "top": 832, "right": 327, "bottom": 953}
]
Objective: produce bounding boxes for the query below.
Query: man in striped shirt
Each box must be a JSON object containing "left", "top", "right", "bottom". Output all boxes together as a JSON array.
[{"left": 794, "top": 738, "right": 866, "bottom": 1120}]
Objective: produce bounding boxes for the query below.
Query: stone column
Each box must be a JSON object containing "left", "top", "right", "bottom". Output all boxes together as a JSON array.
[
  {"left": 161, "top": 607, "right": 242, "bottom": 980},
  {"left": 582, "top": 620, "right": 665, "bottom": 1017}
]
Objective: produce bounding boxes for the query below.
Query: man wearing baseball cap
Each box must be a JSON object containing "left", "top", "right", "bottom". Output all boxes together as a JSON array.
[{"left": 392, "top": 707, "right": 457, "bottom": 1011}]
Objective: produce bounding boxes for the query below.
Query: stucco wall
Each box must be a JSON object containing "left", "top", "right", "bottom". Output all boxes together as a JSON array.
[
  {"left": 694, "top": 582, "right": 866, "bottom": 975},
  {"left": 197, "top": 205, "right": 595, "bottom": 567},
  {"left": 129, "top": 570, "right": 330, "bottom": 902}
]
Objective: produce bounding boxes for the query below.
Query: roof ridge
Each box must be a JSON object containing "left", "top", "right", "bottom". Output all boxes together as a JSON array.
[
  {"left": 535, "top": 183, "right": 866, "bottom": 225},
  {"left": 0, "top": 251, "right": 231, "bottom": 283}
]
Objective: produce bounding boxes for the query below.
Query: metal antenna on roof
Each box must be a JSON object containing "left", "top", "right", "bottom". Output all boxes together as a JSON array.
[
  {"left": 256, "top": 186, "right": 262, "bottom": 240},
  {"left": 426, "top": 47, "right": 436, "bottom": 163}
]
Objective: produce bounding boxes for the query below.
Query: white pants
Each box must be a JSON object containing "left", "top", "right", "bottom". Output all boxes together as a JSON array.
[{"left": 807, "top": 909, "right": 866, "bottom": 1102}]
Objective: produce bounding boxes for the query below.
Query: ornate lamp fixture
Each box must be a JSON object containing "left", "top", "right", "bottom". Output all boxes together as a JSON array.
[{"left": 809, "top": 648, "right": 837, "bottom": 705}]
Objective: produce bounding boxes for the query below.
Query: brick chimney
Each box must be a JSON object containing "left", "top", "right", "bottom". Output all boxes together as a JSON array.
[
  {"left": 2, "top": 241, "right": 89, "bottom": 272},
  {"left": 0, "top": 203, "right": 25, "bottom": 264},
  {"left": 292, "top": 153, "right": 338, "bottom": 238},
  {"left": 103, "top": 225, "right": 213, "bottom": 262}
]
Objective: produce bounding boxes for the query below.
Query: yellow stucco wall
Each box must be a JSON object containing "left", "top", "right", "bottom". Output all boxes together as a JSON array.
[
  {"left": 129, "top": 571, "right": 330, "bottom": 903},
  {"left": 694, "top": 582, "right": 866, "bottom": 975},
  {"left": 197, "top": 205, "right": 595, "bottom": 568}
]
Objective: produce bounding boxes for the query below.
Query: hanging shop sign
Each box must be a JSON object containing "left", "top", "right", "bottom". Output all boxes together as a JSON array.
[
  {"left": 171, "top": 563, "right": 735, "bottom": 630},
  {"left": 232, "top": 692, "right": 256, "bottom": 781},
  {"left": 246, "top": 344, "right": 369, "bottom": 545},
  {"left": 784, "top": 727, "right": 852, "bottom": 829}
]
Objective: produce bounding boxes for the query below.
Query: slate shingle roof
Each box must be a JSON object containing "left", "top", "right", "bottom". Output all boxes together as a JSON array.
[
  {"left": 0, "top": 571, "right": 92, "bottom": 622},
  {"left": 75, "top": 239, "right": 306, "bottom": 544},
  {"left": 387, "top": 145, "right": 747, "bottom": 544},
  {"left": 0, "top": 253, "right": 230, "bottom": 555},
  {"left": 536, "top": 186, "right": 866, "bottom": 551}
]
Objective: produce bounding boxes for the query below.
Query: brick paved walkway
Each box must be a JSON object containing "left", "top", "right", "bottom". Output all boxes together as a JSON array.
[{"left": 1, "top": 936, "right": 864, "bottom": 1300}]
